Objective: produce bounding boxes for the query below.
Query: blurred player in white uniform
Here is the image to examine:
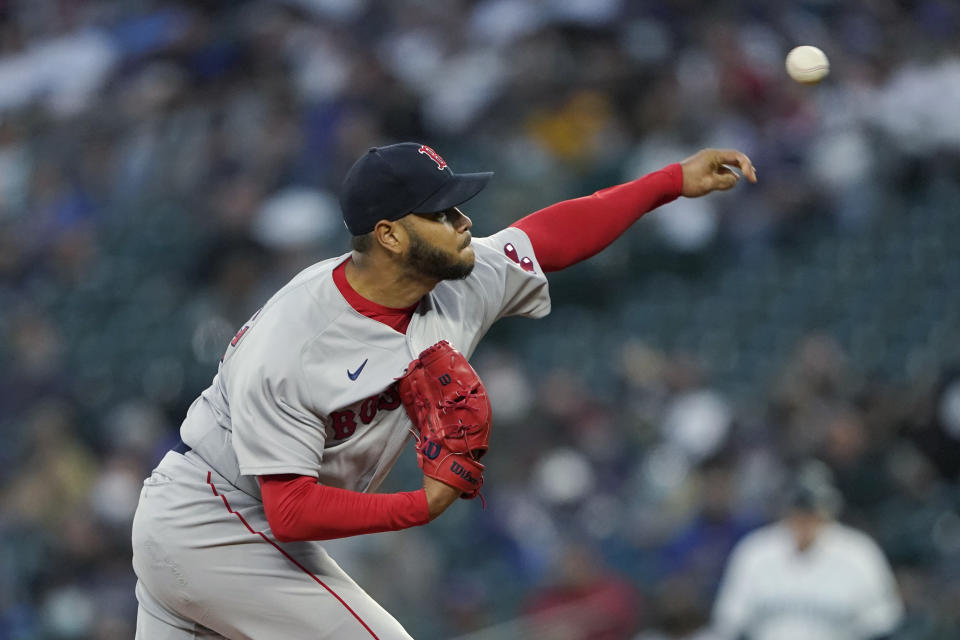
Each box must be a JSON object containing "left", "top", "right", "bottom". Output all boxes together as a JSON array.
[
  {"left": 131, "top": 141, "right": 756, "bottom": 639},
  {"left": 712, "top": 460, "right": 904, "bottom": 640}
]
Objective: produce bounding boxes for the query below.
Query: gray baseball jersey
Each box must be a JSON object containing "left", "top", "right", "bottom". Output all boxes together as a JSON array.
[{"left": 132, "top": 227, "right": 549, "bottom": 639}]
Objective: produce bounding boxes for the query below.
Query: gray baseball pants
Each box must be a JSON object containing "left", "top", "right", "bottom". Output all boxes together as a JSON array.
[{"left": 132, "top": 451, "right": 414, "bottom": 639}]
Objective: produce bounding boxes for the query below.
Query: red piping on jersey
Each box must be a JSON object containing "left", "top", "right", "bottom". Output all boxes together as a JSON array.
[
  {"left": 206, "top": 471, "right": 381, "bottom": 640},
  {"left": 511, "top": 163, "right": 683, "bottom": 272},
  {"left": 333, "top": 258, "right": 418, "bottom": 333}
]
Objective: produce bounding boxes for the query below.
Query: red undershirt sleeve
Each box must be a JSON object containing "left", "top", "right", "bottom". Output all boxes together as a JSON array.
[
  {"left": 511, "top": 163, "right": 684, "bottom": 273},
  {"left": 259, "top": 474, "right": 431, "bottom": 542}
]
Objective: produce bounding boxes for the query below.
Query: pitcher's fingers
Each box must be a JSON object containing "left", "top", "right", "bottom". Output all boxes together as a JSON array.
[
  {"left": 716, "top": 149, "right": 757, "bottom": 183},
  {"left": 715, "top": 171, "right": 739, "bottom": 191}
]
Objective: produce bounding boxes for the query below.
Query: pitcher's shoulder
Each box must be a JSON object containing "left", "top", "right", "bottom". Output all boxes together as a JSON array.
[{"left": 227, "top": 256, "right": 349, "bottom": 357}]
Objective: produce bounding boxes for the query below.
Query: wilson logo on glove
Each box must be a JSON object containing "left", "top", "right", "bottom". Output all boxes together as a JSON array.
[
  {"left": 450, "top": 461, "right": 479, "bottom": 485},
  {"left": 423, "top": 440, "right": 442, "bottom": 460}
]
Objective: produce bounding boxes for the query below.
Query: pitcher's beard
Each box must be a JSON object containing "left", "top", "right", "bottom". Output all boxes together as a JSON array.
[{"left": 403, "top": 230, "right": 474, "bottom": 281}]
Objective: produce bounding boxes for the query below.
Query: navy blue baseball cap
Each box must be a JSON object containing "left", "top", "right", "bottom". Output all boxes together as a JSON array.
[
  {"left": 339, "top": 142, "right": 494, "bottom": 235},
  {"left": 785, "top": 460, "right": 843, "bottom": 516}
]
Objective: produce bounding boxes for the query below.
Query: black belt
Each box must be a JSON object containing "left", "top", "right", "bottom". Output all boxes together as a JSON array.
[{"left": 172, "top": 438, "right": 192, "bottom": 455}]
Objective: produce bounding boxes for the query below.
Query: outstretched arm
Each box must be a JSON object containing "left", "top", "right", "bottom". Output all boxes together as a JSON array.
[{"left": 511, "top": 149, "right": 756, "bottom": 273}]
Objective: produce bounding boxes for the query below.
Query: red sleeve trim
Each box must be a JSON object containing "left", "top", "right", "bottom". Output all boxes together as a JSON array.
[
  {"left": 511, "top": 163, "right": 683, "bottom": 272},
  {"left": 259, "top": 474, "right": 431, "bottom": 542}
]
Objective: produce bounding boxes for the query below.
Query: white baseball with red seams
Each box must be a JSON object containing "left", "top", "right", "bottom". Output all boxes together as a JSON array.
[
  {"left": 131, "top": 227, "right": 549, "bottom": 639},
  {"left": 786, "top": 45, "right": 830, "bottom": 84}
]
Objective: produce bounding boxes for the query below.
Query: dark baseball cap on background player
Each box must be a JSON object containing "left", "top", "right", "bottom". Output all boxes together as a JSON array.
[
  {"left": 784, "top": 459, "right": 843, "bottom": 517},
  {"left": 339, "top": 142, "right": 494, "bottom": 235}
]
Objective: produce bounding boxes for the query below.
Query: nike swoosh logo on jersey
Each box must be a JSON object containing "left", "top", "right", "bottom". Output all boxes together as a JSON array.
[{"left": 347, "top": 359, "right": 369, "bottom": 381}]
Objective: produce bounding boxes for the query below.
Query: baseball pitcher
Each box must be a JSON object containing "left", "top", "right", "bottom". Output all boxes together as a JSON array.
[{"left": 131, "top": 141, "right": 756, "bottom": 639}]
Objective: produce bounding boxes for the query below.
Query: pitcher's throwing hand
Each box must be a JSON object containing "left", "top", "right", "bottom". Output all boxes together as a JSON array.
[{"left": 681, "top": 148, "right": 758, "bottom": 197}]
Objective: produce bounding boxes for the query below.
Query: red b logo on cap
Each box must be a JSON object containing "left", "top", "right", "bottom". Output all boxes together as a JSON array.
[{"left": 418, "top": 145, "right": 447, "bottom": 170}]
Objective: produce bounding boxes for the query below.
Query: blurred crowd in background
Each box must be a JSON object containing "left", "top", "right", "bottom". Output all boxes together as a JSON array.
[{"left": 1, "top": 0, "right": 959, "bottom": 638}]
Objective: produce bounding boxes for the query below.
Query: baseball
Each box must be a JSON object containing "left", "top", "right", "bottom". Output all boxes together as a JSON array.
[{"left": 785, "top": 45, "right": 829, "bottom": 84}]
